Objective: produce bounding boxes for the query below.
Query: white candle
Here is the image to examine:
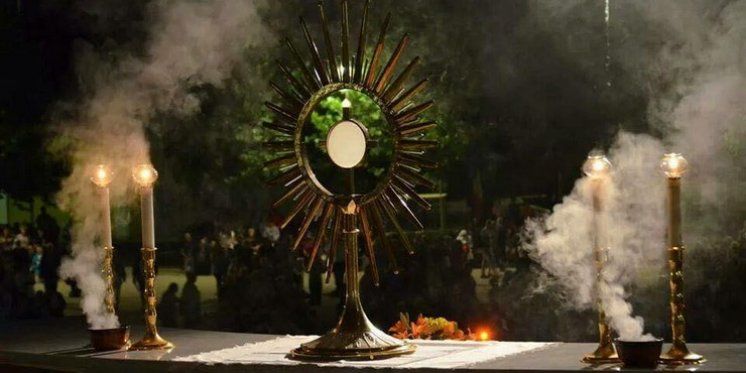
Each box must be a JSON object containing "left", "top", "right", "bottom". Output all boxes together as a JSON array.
[
  {"left": 132, "top": 164, "right": 159, "bottom": 249},
  {"left": 101, "top": 186, "right": 113, "bottom": 248},
  {"left": 140, "top": 186, "right": 155, "bottom": 249},
  {"left": 91, "top": 164, "right": 114, "bottom": 248}
]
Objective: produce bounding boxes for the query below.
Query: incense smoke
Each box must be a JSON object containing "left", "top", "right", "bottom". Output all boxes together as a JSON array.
[
  {"left": 523, "top": 0, "right": 746, "bottom": 341},
  {"left": 524, "top": 134, "right": 664, "bottom": 341},
  {"left": 56, "top": 0, "right": 270, "bottom": 329}
]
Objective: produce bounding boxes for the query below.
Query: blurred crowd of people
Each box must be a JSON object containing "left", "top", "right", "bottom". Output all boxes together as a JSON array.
[
  {"left": 156, "top": 220, "right": 309, "bottom": 330},
  {"left": 0, "top": 197, "right": 544, "bottom": 339},
  {"left": 0, "top": 207, "right": 68, "bottom": 319},
  {"left": 153, "top": 197, "right": 544, "bottom": 335}
]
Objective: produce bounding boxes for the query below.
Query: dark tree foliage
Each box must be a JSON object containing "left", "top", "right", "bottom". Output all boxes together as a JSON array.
[
  {"left": 0, "top": 2, "right": 75, "bottom": 199},
  {"left": 2, "top": 0, "right": 660, "bottom": 228}
]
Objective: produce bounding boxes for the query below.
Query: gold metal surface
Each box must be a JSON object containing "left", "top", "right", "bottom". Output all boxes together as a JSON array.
[
  {"left": 582, "top": 179, "right": 619, "bottom": 364},
  {"left": 130, "top": 247, "right": 173, "bottom": 351},
  {"left": 582, "top": 247, "right": 619, "bottom": 364},
  {"left": 660, "top": 177, "right": 704, "bottom": 365},
  {"left": 264, "top": 0, "right": 437, "bottom": 360},
  {"left": 102, "top": 246, "right": 116, "bottom": 314},
  {"left": 290, "top": 202, "right": 415, "bottom": 360}
]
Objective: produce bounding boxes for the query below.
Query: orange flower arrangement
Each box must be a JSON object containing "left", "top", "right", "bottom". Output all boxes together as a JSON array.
[{"left": 389, "top": 313, "right": 480, "bottom": 341}]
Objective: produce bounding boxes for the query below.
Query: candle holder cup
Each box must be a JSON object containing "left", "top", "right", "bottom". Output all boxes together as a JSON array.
[
  {"left": 90, "top": 325, "right": 131, "bottom": 351},
  {"left": 615, "top": 338, "right": 663, "bottom": 369}
]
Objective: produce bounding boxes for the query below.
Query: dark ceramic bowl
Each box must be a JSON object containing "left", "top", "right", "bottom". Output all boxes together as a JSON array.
[
  {"left": 89, "top": 325, "right": 130, "bottom": 351},
  {"left": 614, "top": 338, "right": 663, "bottom": 368}
]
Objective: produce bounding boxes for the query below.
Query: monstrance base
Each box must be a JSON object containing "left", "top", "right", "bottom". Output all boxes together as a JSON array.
[{"left": 290, "top": 328, "right": 415, "bottom": 361}]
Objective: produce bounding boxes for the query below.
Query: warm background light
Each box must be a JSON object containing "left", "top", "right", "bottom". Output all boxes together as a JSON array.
[
  {"left": 91, "top": 164, "right": 113, "bottom": 187},
  {"left": 132, "top": 164, "right": 159, "bottom": 187},
  {"left": 660, "top": 153, "right": 688, "bottom": 178},
  {"left": 477, "top": 328, "right": 492, "bottom": 341},
  {"left": 582, "top": 155, "right": 612, "bottom": 179}
]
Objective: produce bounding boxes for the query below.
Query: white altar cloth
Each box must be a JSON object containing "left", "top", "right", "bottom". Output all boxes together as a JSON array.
[{"left": 174, "top": 335, "right": 555, "bottom": 369}]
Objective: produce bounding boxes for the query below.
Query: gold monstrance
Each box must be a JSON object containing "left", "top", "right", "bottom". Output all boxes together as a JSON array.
[{"left": 263, "top": 0, "right": 437, "bottom": 360}]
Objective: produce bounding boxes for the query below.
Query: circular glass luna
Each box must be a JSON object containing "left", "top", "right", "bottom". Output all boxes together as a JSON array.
[{"left": 326, "top": 120, "right": 367, "bottom": 169}]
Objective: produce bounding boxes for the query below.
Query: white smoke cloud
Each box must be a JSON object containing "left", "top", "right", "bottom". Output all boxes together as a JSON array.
[
  {"left": 523, "top": 133, "right": 663, "bottom": 341},
  {"left": 523, "top": 0, "right": 746, "bottom": 341},
  {"left": 56, "top": 0, "right": 270, "bottom": 329}
]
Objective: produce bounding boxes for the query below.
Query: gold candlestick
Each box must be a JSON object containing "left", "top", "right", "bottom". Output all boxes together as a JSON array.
[
  {"left": 102, "top": 246, "right": 115, "bottom": 314},
  {"left": 130, "top": 164, "right": 172, "bottom": 351},
  {"left": 581, "top": 155, "right": 619, "bottom": 364},
  {"left": 91, "top": 165, "right": 117, "bottom": 315},
  {"left": 659, "top": 153, "right": 703, "bottom": 365}
]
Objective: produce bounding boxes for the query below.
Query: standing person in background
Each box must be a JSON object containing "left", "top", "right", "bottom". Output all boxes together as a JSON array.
[
  {"left": 1, "top": 226, "right": 14, "bottom": 251},
  {"left": 35, "top": 207, "right": 59, "bottom": 245},
  {"left": 181, "top": 232, "right": 196, "bottom": 276},
  {"left": 39, "top": 231, "right": 62, "bottom": 293},
  {"left": 13, "top": 225, "right": 30, "bottom": 250},
  {"left": 478, "top": 220, "right": 497, "bottom": 278},
  {"left": 195, "top": 237, "right": 211, "bottom": 276},
  {"left": 505, "top": 198, "right": 523, "bottom": 263},
  {"left": 9, "top": 234, "right": 32, "bottom": 317},
  {"left": 260, "top": 221, "right": 280, "bottom": 248},
  {"left": 212, "top": 233, "right": 230, "bottom": 299},
  {"left": 159, "top": 283, "right": 180, "bottom": 328},
  {"left": 453, "top": 229, "right": 472, "bottom": 271},
  {"left": 181, "top": 272, "right": 201, "bottom": 328},
  {"left": 244, "top": 227, "right": 262, "bottom": 269},
  {"left": 29, "top": 245, "right": 42, "bottom": 284},
  {"left": 60, "top": 222, "right": 81, "bottom": 298},
  {"left": 493, "top": 210, "right": 506, "bottom": 270}
]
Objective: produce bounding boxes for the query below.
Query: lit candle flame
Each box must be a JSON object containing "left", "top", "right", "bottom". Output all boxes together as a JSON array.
[
  {"left": 660, "top": 153, "right": 688, "bottom": 178},
  {"left": 132, "top": 164, "right": 158, "bottom": 187},
  {"left": 91, "top": 164, "right": 113, "bottom": 187},
  {"left": 582, "top": 155, "right": 612, "bottom": 179}
]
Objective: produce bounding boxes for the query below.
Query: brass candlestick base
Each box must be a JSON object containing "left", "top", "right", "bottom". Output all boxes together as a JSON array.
[
  {"left": 290, "top": 202, "right": 415, "bottom": 361},
  {"left": 130, "top": 332, "right": 173, "bottom": 351},
  {"left": 660, "top": 344, "right": 705, "bottom": 365},
  {"left": 582, "top": 244, "right": 619, "bottom": 364},
  {"left": 130, "top": 247, "right": 173, "bottom": 351},
  {"left": 659, "top": 245, "right": 704, "bottom": 365},
  {"left": 581, "top": 323, "right": 620, "bottom": 364},
  {"left": 582, "top": 346, "right": 619, "bottom": 364},
  {"left": 582, "top": 313, "right": 619, "bottom": 364}
]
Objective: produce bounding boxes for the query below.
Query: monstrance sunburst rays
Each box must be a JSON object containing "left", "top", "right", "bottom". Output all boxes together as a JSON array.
[{"left": 263, "top": 0, "right": 437, "bottom": 288}]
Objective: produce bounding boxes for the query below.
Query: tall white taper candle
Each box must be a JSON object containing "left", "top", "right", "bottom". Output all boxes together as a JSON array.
[
  {"left": 102, "top": 186, "right": 113, "bottom": 248},
  {"left": 140, "top": 186, "right": 155, "bottom": 249}
]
